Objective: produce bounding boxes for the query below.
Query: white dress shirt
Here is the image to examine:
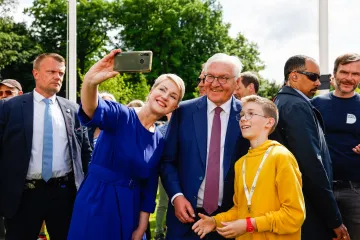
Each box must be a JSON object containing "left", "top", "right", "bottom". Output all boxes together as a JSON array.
[
  {"left": 171, "top": 97, "right": 232, "bottom": 207},
  {"left": 27, "top": 90, "right": 72, "bottom": 179}
]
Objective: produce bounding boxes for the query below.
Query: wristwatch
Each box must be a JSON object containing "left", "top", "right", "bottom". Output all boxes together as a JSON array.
[{"left": 246, "top": 217, "right": 255, "bottom": 233}]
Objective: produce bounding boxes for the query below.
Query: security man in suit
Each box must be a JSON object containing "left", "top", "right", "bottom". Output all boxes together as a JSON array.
[{"left": 0, "top": 53, "right": 92, "bottom": 240}]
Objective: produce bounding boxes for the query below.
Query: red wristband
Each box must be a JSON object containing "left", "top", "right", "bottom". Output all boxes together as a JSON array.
[{"left": 246, "top": 217, "right": 255, "bottom": 233}]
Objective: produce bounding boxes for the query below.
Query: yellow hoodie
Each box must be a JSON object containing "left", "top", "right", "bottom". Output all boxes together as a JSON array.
[{"left": 213, "top": 140, "right": 305, "bottom": 239}]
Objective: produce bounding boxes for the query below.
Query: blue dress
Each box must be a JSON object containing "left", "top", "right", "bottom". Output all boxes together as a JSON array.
[{"left": 67, "top": 99, "right": 164, "bottom": 239}]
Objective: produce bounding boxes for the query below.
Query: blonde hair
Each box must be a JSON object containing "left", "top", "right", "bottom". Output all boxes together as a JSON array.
[
  {"left": 99, "top": 91, "right": 116, "bottom": 101},
  {"left": 33, "top": 53, "right": 65, "bottom": 70},
  {"left": 241, "top": 95, "right": 279, "bottom": 134},
  {"left": 127, "top": 99, "right": 145, "bottom": 107},
  {"left": 151, "top": 74, "right": 185, "bottom": 102}
]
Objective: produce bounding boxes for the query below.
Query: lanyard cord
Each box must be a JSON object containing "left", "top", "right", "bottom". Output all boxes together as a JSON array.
[{"left": 242, "top": 146, "right": 274, "bottom": 213}]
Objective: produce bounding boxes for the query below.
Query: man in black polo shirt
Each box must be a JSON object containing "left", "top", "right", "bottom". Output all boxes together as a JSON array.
[{"left": 312, "top": 53, "right": 360, "bottom": 239}]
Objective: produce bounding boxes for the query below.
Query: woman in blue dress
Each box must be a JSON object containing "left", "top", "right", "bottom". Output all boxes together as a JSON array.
[{"left": 67, "top": 49, "right": 185, "bottom": 239}]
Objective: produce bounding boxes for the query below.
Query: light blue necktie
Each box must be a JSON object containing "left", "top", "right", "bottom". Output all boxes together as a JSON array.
[{"left": 42, "top": 98, "right": 53, "bottom": 182}]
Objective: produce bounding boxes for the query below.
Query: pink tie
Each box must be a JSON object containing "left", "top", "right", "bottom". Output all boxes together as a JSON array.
[{"left": 203, "top": 107, "right": 222, "bottom": 215}]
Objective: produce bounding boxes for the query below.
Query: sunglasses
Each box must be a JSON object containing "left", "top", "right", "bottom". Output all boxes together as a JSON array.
[
  {"left": 294, "top": 71, "right": 320, "bottom": 82},
  {"left": 0, "top": 90, "right": 17, "bottom": 97}
]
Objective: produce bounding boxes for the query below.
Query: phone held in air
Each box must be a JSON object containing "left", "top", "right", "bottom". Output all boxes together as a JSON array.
[{"left": 113, "top": 51, "right": 153, "bottom": 73}]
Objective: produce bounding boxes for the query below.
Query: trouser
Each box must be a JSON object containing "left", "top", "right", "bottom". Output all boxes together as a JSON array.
[
  {"left": 334, "top": 180, "right": 360, "bottom": 240},
  {"left": 155, "top": 180, "right": 169, "bottom": 234},
  {"left": 5, "top": 175, "right": 76, "bottom": 240},
  {"left": 0, "top": 217, "right": 5, "bottom": 238}
]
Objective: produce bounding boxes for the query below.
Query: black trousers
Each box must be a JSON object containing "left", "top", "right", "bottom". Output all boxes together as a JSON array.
[
  {"left": 0, "top": 217, "right": 5, "bottom": 238},
  {"left": 4, "top": 177, "right": 76, "bottom": 240}
]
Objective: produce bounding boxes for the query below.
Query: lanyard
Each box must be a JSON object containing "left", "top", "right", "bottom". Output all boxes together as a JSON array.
[{"left": 242, "top": 146, "right": 273, "bottom": 213}]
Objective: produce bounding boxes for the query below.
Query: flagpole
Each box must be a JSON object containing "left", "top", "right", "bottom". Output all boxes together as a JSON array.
[
  {"left": 67, "top": 0, "right": 77, "bottom": 102},
  {"left": 318, "top": 0, "right": 330, "bottom": 94}
]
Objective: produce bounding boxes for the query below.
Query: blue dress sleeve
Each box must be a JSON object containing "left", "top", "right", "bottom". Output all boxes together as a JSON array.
[
  {"left": 139, "top": 139, "right": 165, "bottom": 213},
  {"left": 78, "top": 97, "right": 130, "bottom": 132}
]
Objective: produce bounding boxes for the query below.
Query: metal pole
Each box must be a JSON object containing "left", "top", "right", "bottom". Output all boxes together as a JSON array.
[
  {"left": 318, "top": 0, "right": 330, "bottom": 94},
  {"left": 67, "top": 0, "right": 77, "bottom": 102}
]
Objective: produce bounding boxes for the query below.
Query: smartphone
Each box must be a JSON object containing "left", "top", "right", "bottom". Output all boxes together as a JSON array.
[{"left": 113, "top": 51, "right": 153, "bottom": 73}]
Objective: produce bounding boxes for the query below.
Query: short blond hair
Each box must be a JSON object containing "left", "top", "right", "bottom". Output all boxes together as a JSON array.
[
  {"left": 33, "top": 53, "right": 65, "bottom": 70},
  {"left": 241, "top": 95, "right": 279, "bottom": 134},
  {"left": 99, "top": 91, "right": 116, "bottom": 101},
  {"left": 127, "top": 99, "right": 145, "bottom": 107},
  {"left": 151, "top": 74, "right": 185, "bottom": 102}
]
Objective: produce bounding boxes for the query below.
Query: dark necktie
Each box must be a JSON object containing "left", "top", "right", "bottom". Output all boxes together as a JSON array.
[{"left": 203, "top": 106, "right": 222, "bottom": 215}]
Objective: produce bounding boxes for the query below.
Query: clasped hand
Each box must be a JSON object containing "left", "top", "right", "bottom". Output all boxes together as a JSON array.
[{"left": 192, "top": 213, "right": 247, "bottom": 239}]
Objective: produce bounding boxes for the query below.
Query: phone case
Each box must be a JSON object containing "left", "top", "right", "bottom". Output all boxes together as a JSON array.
[{"left": 113, "top": 51, "right": 153, "bottom": 73}]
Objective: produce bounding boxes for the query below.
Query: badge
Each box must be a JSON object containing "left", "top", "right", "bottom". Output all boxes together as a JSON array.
[
  {"left": 26, "top": 183, "right": 36, "bottom": 189},
  {"left": 346, "top": 114, "right": 356, "bottom": 124}
]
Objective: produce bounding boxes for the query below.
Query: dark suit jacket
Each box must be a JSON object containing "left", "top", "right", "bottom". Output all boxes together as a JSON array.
[
  {"left": 160, "top": 96, "right": 249, "bottom": 239},
  {"left": 0, "top": 92, "right": 92, "bottom": 218},
  {"left": 271, "top": 86, "right": 342, "bottom": 239}
]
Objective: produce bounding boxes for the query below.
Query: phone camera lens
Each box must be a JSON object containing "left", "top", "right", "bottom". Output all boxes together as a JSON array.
[{"left": 140, "top": 59, "right": 145, "bottom": 64}]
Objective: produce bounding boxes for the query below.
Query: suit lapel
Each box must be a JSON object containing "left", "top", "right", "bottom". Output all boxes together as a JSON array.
[
  {"left": 57, "top": 97, "right": 74, "bottom": 158},
  {"left": 223, "top": 97, "right": 241, "bottom": 178},
  {"left": 193, "top": 97, "right": 208, "bottom": 168},
  {"left": 22, "top": 93, "right": 34, "bottom": 155}
]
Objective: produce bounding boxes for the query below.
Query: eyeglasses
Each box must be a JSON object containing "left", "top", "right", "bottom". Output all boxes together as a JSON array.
[
  {"left": 236, "top": 111, "right": 267, "bottom": 121},
  {"left": 0, "top": 90, "right": 17, "bottom": 97},
  {"left": 197, "top": 77, "right": 205, "bottom": 85},
  {"left": 294, "top": 71, "right": 320, "bottom": 82},
  {"left": 204, "top": 74, "right": 234, "bottom": 84}
]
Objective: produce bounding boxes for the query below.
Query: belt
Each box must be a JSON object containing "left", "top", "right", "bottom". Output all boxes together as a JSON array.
[
  {"left": 25, "top": 175, "right": 72, "bottom": 189},
  {"left": 333, "top": 180, "right": 360, "bottom": 189},
  {"left": 89, "top": 164, "right": 138, "bottom": 189}
]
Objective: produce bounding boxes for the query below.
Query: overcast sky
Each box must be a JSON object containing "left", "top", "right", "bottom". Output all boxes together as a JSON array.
[{"left": 11, "top": 0, "right": 360, "bottom": 84}]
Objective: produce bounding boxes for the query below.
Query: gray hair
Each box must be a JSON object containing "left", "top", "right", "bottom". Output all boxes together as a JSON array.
[
  {"left": 151, "top": 74, "right": 186, "bottom": 102},
  {"left": 203, "top": 53, "right": 243, "bottom": 79},
  {"left": 99, "top": 91, "right": 116, "bottom": 101},
  {"left": 127, "top": 99, "right": 145, "bottom": 108}
]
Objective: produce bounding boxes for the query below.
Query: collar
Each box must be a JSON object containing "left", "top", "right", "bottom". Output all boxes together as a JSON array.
[
  {"left": 293, "top": 88, "right": 310, "bottom": 101},
  {"left": 207, "top": 97, "right": 232, "bottom": 114},
  {"left": 33, "top": 89, "right": 57, "bottom": 104}
]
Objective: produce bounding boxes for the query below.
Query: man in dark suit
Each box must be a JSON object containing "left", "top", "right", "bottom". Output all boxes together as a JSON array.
[
  {"left": 161, "top": 53, "right": 249, "bottom": 240},
  {"left": 0, "top": 53, "right": 92, "bottom": 240},
  {"left": 271, "top": 55, "right": 349, "bottom": 240}
]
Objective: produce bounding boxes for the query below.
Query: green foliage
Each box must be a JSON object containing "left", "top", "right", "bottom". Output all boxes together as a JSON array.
[
  {"left": 116, "top": 0, "right": 264, "bottom": 99},
  {"left": 257, "top": 78, "right": 281, "bottom": 100},
  {"left": 0, "top": 17, "right": 42, "bottom": 71},
  {"left": 25, "top": 0, "right": 119, "bottom": 74},
  {"left": 0, "top": 16, "right": 42, "bottom": 92},
  {"left": 117, "top": 0, "right": 260, "bottom": 99},
  {"left": 98, "top": 73, "right": 150, "bottom": 104},
  {"left": 227, "top": 33, "right": 265, "bottom": 73}
]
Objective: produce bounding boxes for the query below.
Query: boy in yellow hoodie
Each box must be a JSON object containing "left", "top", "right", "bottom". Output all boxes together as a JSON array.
[{"left": 192, "top": 95, "right": 305, "bottom": 239}]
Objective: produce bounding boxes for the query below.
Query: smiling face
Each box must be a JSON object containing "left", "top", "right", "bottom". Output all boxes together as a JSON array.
[
  {"left": 204, "top": 62, "right": 237, "bottom": 106},
  {"left": 33, "top": 56, "right": 65, "bottom": 98},
  {"left": 148, "top": 78, "right": 180, "bottom": 116},
  {"left": 239, "top": 102, "right": 273, "bottom": 141},
  {"left": 334, "top": 61, "right": 360, "bottom": 97}
]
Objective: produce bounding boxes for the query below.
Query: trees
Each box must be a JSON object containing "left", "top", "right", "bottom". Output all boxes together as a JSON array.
[
  {"left": 3, "top": 0, "right": 268, "bottom": 100},
  {"left": 0, "top": 1, "right": 42, "bottom": 90},
  {"left": 116, "top": 0, "right": 266, "bottom": 99},
  {"left": 25, "top": 0, "right": 118, "bottom": 75}
]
